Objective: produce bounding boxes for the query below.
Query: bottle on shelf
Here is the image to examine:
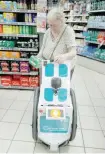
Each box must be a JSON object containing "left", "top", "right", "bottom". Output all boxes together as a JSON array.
[
  {"left": 12, "top": 0, "right": 18, "bottom": 10},
  {"left": 31, "top": 0, "right": 34, "bottom": 10},
  {"left": 29, "top": 14, "right": 32, "bottom": 23},
  {"left": 34, "top": 0, "right": 36, "bottom": 10},
  {"left": 19, "top": 0, "right": 23, "bottom": 9},
  {"left": 23, "top": 0, "right": 27, "bottom": 9},
  {"left": 17, "top": 0, "right": 20, "bottom": 9}
]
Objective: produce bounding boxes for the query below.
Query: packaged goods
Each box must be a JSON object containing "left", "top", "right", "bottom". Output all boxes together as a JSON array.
[
  {"left": 0, "top": 61, "right": 10, "bottom": 72},
  {"left": 10, "top": 52, "right": 20, "bottom": 59},
  {"left": 0, "top": 25, "right": 3, "bottom": 33},
  {"left": 12, "top": 79, "right": 20, "bottom": 86},
  {"left": 11, "top": 61, "right": 20, "bottom": 72},
  {"left": 1, "top": 76, "right": 12, "bottom": 86},
  {"left": 20, "top": 62, "right": 29, "bottom": 73},
  {"left": 20, "top": 76, "right": 29, "bottom": 87},
  {"left": 29, "top": 76, "right": 39, "bottom": 87},
  {"left": 3, "top": 13, "right": 16, "bottom": 22},
  {"left": 20, "top": 52, "right": 29, "bottom": 58}
]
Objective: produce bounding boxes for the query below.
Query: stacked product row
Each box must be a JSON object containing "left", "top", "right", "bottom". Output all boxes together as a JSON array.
[
  {"left": 0, "top": 13, "right": 37, "bottom": 23},
  {"left": 0, "top": 60, "right": 38, "bottom": 73},
  {"left": 0, "top": 25, "right": 36, "bottom": 35},
  {"left": 88, "top": 15, "right": 105, "bottom": 28},
  {"left": 0, "top": 51, "right": 37, "bottom": 59},
  {"left": 0, "top": 38, "right": 38, "bottom": 49},
  {"left": 91, "top": 0, "right": 105, "bottom": 10},
  {"left": 0, "top": 0, "right": 37, "bottom": 10},
  {"left": 0, "top": 0, "right": 39, "bottom": 90},
  {"left": 86, "top": 30, "right": 105, "bottom": 43},
  {"left": 0, "top": 75, "right": 39, "bottom": 87},
  {"left": 78, "top": 45, "right": 105, "bottom": 61}
]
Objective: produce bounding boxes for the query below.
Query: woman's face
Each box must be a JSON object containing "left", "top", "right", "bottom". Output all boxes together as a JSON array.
[{"left": 47, "top": 19, "right": 62, "bottom": 33}]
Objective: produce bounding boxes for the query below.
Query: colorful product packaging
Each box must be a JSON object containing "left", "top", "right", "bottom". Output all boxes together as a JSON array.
[
  {"left": 20, "top": 76, "right": 29, "bottom": 87},
  {"left": 1, "top": 76, "right": 12, "bottom": 86},
  {"left": 20, "top": 62, "right": 29, "bottom": 73}
]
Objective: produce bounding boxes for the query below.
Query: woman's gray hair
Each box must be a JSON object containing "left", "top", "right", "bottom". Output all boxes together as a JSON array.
[{"left": 47, "top": 8, "right": 65, "bottom": 24}]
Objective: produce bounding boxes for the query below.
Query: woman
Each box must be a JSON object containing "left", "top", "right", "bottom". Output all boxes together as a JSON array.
[{"left": 37, "top": 8, "right": 77, "bottom": 79}]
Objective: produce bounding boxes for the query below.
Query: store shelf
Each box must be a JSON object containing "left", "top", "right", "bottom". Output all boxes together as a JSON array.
[
  {"left": 0, "top": 85, "right": 35, "bottom": 90},
  {"left": 0, "top": 33, "right": 38, "bottom": 38},
  {"left": 87, "top": 26, "right": 105, "bottom": 30},
  {"left": 85, "top": 40, "right": 105, "bottom": 45},
  {"left": 0, "top": 22, "right": 36, "bottom": 26},
  {"left": 65, "top": 14, "right": 88, "bottom": 17},
  {"left": 76, "top": 36, "right": 85, "bottom": 39},
  {"left": 89, "top": 10, "right": 105, "bottom": 13},
  {"left": 0, "top": 47, "right": 38, "bottom": 52},
  {"left": 0, "top": 58, "right": 29, "bottom": 61},
  {"left": 66, "top": 20, "right": 88, "bottom": 24},
  {"left": 0, "top": 71, "right": 38, "bottom": 75},
  {"left": 77, "top": 53, "right": 105, "bottom": 63},
  {"left": 73, "top": 28, "right": 84, "bottom": 31},
  {"left": 63, "top": 10, "right": 70, "bottom": 12},
  {"left": 0, "top": 9, "right": 37, "bottom": 13}
]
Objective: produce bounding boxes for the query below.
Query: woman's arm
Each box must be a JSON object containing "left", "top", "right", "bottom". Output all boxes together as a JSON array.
[{"left": 61, "top": 46, "right": 77, "bottom": 60}]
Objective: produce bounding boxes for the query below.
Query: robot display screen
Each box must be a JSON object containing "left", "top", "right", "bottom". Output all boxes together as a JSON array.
[{"left": 46, "top": 107, "right": 65, "bottom": 120}]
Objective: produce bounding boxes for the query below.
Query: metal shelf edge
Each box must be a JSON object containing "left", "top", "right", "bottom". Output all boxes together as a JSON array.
[
  {"left": 0, "top": 72, "right": 38, "bottom": 75},
  {"left": 0, "top": 34, "right": 38, "bottom": 38},
  {"left": 0, "top": 9, "right": 37, "bottom": 13},
  {"left": 77, "top": 53, "right": 105, "bottom": 63},
  {"left": 0, "top": 86, "right": 35, "bottom": 90}
]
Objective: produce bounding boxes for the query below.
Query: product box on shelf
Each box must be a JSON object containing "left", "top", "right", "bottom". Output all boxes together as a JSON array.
[
  {"left": 12, "top": 79, "right": 20, "bottom": 86},
  {"left": 10, "top": 52, "right": 20, "bottom": 59},
  {"left": 0, "top": 61, "right": 10, "bottom": 72},
  {"left": 29, "top": 76, "right": 39, "bottom": 87},
  {"left": 0, "top": 25, "right": 3, "bottom": 33},
  {"left": 20, "top": 62, "right": 29, "bottom": 73},
  {"left": 12, "top": 75, "right": 20, "bottom": 86},
  {"left": 3, "top": 13, "right": 16, "bottom": 22},
  {"left": 20, "top": 52, "right": 30, "bottom": 58},
  {"left": 0, "top": 51, "right": 10, "bottom": 58},
  {"left": 11, "top": 61, "right": 20, "bottom": 72},
  {"left": 1, "top": 75, "right": 12, "bottom": 86},
  {"left": 20, "top": 76, "right": 29, "bottom": 87}
]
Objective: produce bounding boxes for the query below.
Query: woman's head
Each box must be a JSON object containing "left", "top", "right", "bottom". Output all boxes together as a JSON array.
[{"left": 47, "top": 8, "right": 65, "bottom": 33}]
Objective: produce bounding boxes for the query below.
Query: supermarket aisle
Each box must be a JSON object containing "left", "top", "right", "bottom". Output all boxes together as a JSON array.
[{"left": 0, "top": 65, "right": 105, "bottom": 153}]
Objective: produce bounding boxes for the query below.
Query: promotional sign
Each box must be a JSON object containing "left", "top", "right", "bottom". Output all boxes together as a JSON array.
[{"left": 37, "top": 0, "right": 47, "bottom": 33}]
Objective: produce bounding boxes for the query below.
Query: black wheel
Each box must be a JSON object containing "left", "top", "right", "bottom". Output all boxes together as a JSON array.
[
  {"left": 70, "top": 88, "right": 77, "bottom": 141},
  {"left": 32, "top": 87, "right": 40, "bottom": 141}
]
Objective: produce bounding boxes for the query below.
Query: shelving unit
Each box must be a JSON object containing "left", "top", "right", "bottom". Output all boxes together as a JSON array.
[
  {"left": 0, "top": 85, "right": 35, "bottom": 90},
  {"left": 0, "top": 22, "right": 36, "bottom": 26},
  {"left": 77, "top": 0, "right": 105, "bottom": 74},
  {"left": 66, "top": 14, "right": 88, "bottom": 50},
  {"left": 0, "top": 9, "right": 37, "bottom": 13},
  {"left": 66, "top": 20, "right": 88, "bottom": 24},
  {"left": 0, "top": 47, "right": 38, "bottom": 52},
  {"left": 0, "top": 0, "right": 39, "bottom": 90},
  {"left": 0, "top": 33, "right": 38, "bottom": 38},
  {"left": 85, "top": 40, "right": 105, "bottom": 45}
]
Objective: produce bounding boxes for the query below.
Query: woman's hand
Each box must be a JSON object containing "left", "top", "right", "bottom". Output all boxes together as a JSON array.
[{"left": 54, "top": 55, "right": 65, "bottom": 64}]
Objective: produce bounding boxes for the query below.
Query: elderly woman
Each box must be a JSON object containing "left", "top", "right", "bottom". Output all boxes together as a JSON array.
[{"left": 37, "top": 8, "right": 76, "bottom": 79}]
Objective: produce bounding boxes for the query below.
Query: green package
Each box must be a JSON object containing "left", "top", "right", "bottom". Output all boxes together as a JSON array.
[{"left": 29, "top": 55, "right": 42, "bottom": 68}]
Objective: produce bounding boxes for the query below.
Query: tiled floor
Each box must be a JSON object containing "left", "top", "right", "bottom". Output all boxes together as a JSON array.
[{"left": 0, "top": 65, "right": 105, "bottom": 153}]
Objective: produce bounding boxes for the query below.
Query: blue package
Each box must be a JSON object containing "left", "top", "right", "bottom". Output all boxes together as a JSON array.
[
  {"left": 58, "top": 88, "right": 67, "bottom": 102},
  {"left": 44, "top": 88, "right": 53, "bottom": 102},
  {"left": 59, "top": 64, "right": 68, "bottom": 77},
  {"left": 45, "top": 63, "right": 54, "bottom": 77}
]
